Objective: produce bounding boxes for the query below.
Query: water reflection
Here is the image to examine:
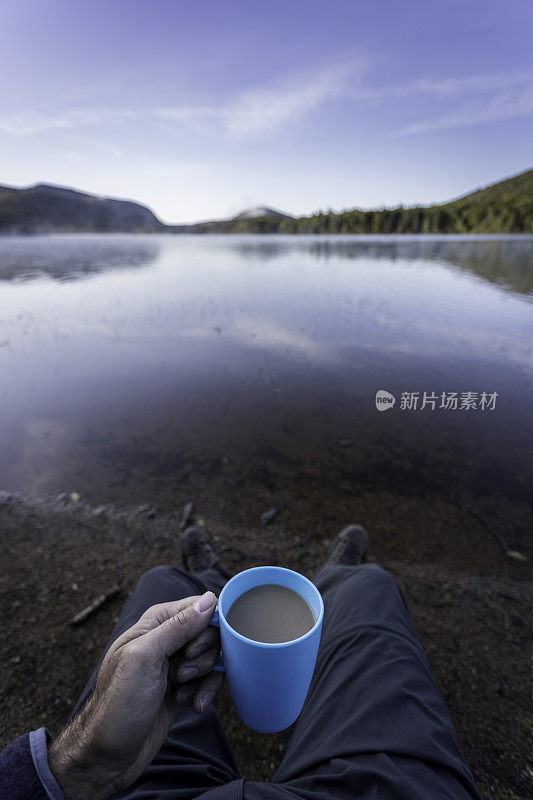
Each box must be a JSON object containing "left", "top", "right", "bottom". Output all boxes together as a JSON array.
[
  {"left": 1, "top": 234, "right": 532, "bottom": 296},
  {"left": 221, "top": 235, "right": 533, "bottom": 297},
  {"left": 0, "top": 234, "right": 159, "bottom": 282},
  {"left": 0, "top": 234, "right": 531, "bottom": 572}
]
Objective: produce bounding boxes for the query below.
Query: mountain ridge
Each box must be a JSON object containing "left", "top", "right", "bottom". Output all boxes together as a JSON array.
[
  {"left": 0, "top": 182, "right": 164, "bottom": 233},
  {"left": 0, "top": 169, "right": 532, "bottom": 234}
]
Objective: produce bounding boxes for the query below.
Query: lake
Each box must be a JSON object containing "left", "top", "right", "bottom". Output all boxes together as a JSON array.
[{"left": 1, "top": 234, "right": 532, "bottom": 571}]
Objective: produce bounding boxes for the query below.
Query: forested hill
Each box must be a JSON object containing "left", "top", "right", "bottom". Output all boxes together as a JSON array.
[
  {"left": 0, "top": 184, "right": 164, "bottom": 233},
  {"left": 174, "top": 169, "right": 533, "bottom": 234}
]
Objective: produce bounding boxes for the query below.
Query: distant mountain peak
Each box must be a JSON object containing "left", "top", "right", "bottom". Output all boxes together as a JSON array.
[{"left": 232, "top": 206, "right": 293, "bottom": 220}]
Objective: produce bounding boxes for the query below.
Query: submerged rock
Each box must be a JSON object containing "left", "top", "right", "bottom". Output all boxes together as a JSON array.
[
  {"left": 506, "top": 550, "right": 527, "bottom": 562},
  {"left": 92, "top": 506, "right": 107, "bottom": 518},
  {"left": 261, "top": 507, "right": 279, "bottom": 526},
  {"left": 0, "top": 491, "right": 13, "bottom": 508}
]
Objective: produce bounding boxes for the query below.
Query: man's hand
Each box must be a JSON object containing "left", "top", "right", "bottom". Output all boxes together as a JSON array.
[{"left": 49, "top": 591, "right": 222, "bottom": 800}]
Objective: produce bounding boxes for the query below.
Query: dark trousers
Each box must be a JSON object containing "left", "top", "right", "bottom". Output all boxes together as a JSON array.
[{"left": 73, "top": 564, "right": 482, "bottom": 800}]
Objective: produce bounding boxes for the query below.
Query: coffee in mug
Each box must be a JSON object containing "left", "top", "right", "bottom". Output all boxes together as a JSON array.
[{"left": 226, "top": 583, "right": 315, "bottom": 643}]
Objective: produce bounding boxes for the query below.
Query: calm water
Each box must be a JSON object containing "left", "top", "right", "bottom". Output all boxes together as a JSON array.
[{"left": 0, "top": 234, "right": 532, "bottom": 567}]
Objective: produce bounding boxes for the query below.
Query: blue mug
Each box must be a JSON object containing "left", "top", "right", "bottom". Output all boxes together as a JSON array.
[{"left": 209, "top": 566, "right": 324, "bottom": 733}]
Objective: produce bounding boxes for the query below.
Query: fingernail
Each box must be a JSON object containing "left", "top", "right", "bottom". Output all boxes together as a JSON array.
[
  {"left": 180, "top": 665, "right": 198, "bottom": 681},
  {"left": 199, "top": 691, "right": 215, "bottom": 712},
  {"left": 188, "top": 645, "right": 205, "bottom": 660},
  {"left": 176, "top": 689, "right": 194, "bottom": 705},
  {"left": 193, "top": 591, "right": 214, "bottom": 613}
]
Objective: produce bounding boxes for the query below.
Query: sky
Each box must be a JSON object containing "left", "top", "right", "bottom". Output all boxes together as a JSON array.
[{"left": 0, "top": 0, "right": 532, "bottom": 224}]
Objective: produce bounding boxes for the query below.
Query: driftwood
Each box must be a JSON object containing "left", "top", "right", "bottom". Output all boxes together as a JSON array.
[
  {"left": 70, "top": 584, "right": 121, "bottom": 626},
  {"left": 180, "top": 502, "right": 194, "bottom": 530},
  {"left": 467, "top": 508, "right": 526, "bottom": 560},
  {"left": 468, "top": 507, "right": 510, "bottom": 554}
]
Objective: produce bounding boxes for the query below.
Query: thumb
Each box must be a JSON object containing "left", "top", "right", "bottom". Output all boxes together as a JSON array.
[{"left": 145, "top": 591, "right": 217, "bottom": 659}]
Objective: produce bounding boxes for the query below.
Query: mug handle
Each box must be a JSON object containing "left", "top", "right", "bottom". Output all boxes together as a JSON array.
[{"left": 209, "top": 606, "right": 225, "bottom": 672}]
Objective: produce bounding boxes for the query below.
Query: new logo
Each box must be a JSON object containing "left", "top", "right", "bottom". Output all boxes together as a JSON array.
[{"left": 375, "top": 389, "right": 396, "bottom": 411}]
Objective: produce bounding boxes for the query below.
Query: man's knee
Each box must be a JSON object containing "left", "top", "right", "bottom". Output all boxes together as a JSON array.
[
  {"left": 135, "top": 564, "right": 202, "bottom": 597},
  {"left": 360, "top": 562, "right": 397, "bottom": 588},
  {"left": 324, "top": 563, "right": 413, "bottom": 633},
  {"left": 135, "top": 564, "right": 195, "bottom": 595},
  {"left": 338, "top": 563, "right": 401, "bottom": 603},
  {"left": 137, "top": 564, "right": 177, "bottom": 585}
]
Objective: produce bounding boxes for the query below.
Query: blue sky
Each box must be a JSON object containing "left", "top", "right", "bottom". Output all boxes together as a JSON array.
[{"left": 1, "top": 0, "right": 532, "bottom": 223}]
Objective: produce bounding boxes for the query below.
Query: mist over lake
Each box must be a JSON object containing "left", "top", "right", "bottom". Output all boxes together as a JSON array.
[{"left": 0, "top": 233, "right": 531, "bottom": 570}]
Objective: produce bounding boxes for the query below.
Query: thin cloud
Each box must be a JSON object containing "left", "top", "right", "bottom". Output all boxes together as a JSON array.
[
  {"left": 0, "top": 108, "right": 136, "bottom": 136},
  {"left": 221, "top": 61, "right": 359, "bottom": 138},
  {"left": 395, "top": 72, "right": 533, "bottom": 135},
  {"left": 0, "top": 60, "right": 360, "bottom": 140},
  {"left": 391, "top": 70, "right": 532, "bottom": 98},
  {"left": 0, "top": 111, "right": 82, "bottom": 135},
  {"left": 2, "top": 65, "right": 530, "bottom": 140},
  {"left": 154, "top": 61, "right": 360, "bottom": 139}
]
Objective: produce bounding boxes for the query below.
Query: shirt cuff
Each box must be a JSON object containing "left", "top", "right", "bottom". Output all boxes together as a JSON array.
[{"left": 29, "top": 728, "right": 65, "bottom": 800}]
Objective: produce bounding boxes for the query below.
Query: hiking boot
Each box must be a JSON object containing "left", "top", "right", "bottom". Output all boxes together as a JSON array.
[
  {"left": 181, "top": 527, "right": 231, "bottom": 577},
  {"left": 325, "top": 524, "right": 369, "bottom": 566}
]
